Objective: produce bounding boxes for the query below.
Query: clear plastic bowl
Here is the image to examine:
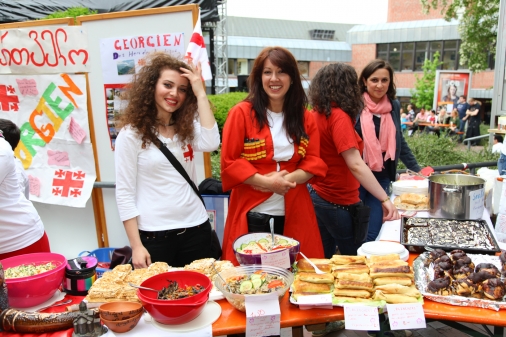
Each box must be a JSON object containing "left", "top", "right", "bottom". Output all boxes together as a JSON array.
[{"left": 214, "top": 265, "right": 294, "bottom": 312}]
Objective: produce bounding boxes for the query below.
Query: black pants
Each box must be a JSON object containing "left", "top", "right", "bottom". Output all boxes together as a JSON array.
[
  {"left": 246, "top": 212, "right": 285, "bottom": 235},
  {"left": 139, "top": 220, "right": 212, "bottom": 267}
]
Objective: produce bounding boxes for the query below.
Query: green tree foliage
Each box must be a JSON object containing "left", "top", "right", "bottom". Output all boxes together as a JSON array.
[
  {"left": 411, "top": 52, "right": 442, "bottom": 110},
  {"left": 419, "top": 0, "right": 499, "bottom": 72},
  {"left": 40, "top": 7, "right": 97, "bottom": 23},
  {"left": 208, "top": 92, "right": 248, "bottom": 136}
]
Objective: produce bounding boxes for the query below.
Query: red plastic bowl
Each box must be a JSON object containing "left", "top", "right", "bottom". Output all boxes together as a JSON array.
[
  {"left": 1, "top": 252, "right": 66, "bottom": 308},
  {"left": 137, "top": 271, "right": 211, "bottom": 325}
]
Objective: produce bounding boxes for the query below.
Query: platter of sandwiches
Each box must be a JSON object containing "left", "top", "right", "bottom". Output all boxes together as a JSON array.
[
  {"left": 393, "top": 192, "right": 429, "bottom": 210},
  {"left": 290, "top": 254, "right": 423, "bottom": 306}
]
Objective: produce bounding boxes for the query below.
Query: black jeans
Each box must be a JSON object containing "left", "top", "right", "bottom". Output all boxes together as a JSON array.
[{"left": 139, "top": 220, "right": 212, "bottom": 267}]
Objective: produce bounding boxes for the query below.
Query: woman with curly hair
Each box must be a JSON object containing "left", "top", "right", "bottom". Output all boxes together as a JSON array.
[
  {"left": 308, "top": 63, "right": 398, "bottom": 258},
  {"left": 356, "top": 59, "right": 420, "bottom": 242},
  {"left": 220, "top": 46, "right": 327, "bottom": 265},
  {"left": 115, "top": 52, "right": 220, "bottom": 268}
]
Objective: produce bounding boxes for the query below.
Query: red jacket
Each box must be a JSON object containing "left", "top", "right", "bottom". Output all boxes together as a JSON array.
[{"left": 221, "top": 101, "right": 327, "bottom": 265}]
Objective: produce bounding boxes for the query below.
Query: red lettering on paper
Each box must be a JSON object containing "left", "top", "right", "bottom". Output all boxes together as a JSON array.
[
  {"left": 137, "top": 36, "right": 145, "bottom": 48},
  {"left": 114, "top": 40, "right": 121, "bottom": 50},
  {"left": 163, "top": 34, "right": 171, "bottom": 46},
  {"left": 147, "top": 36, "right": 155, "bottom": 47},
  {"left": 174, "top": 34, "right": 182, "bottom": 46},
  {"left": 122, "top": 39, "right": 129, "bottom": 50}
]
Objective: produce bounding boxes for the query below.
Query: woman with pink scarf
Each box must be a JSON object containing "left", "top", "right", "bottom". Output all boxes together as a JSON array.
[{"left": 355, "top": 59, "right": 420, "bottom": 242}]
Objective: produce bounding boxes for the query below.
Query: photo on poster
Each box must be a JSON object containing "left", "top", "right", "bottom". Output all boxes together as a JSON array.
[
  {"left": 434, "top": 71, "right": 471, "bottom": 109},
  {"left": 103, "top": 84, "right": 128, "bottom": 150},
  {"left": 207, "top": 210, "right": 217, "bottom": 230},
  {"left": 117, "top": 59, "right": 135, "bottom": 76}
]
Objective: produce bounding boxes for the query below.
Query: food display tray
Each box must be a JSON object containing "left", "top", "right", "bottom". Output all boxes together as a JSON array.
[
  {"left": 414, "top": 252, "right": 506, "bottom": 311},
  {"left": 401, "top": 217, "right": 500, "bottom": 255}
]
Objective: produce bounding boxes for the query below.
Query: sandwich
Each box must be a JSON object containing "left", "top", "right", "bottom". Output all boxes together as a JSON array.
[
  {"left": 292, "top": 279, "right": 332, "bottom": 293},
  {"left": 296, "top": 272, "right": 334, "bottom": 284},
  {"left": 374, "top": 284, "right": 421, "bottom": 298},
  {"left": 296, "top": 259, "right": 332, "bottom": 273},
  {"left": 335, "top": 272, "right": 371, "bottom": 283},
  {"left": 373, "top": 277, "right": 413, "bottom": 286},
  {"left": 366, "top": 254, "right": 401, "bottom": 265},
  {"left": 335, "top": 279, "right": 374, "bottom": 291},
  {"left": 373, "top": 290, "right": 420, "bottom": 304},
  {"left": 332, "top": 265, "right": 369, "bottom": 275},
  {"left": 334, "top": 288, "right": 371, "bottom": 298},
  {"left": 369, "top": 265, "right": 414, "bottom": 279},
  {"left": 330, "top": 255, "right": 366, "bottom": 265}
]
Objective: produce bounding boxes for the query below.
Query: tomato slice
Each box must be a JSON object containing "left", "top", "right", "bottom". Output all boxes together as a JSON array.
[{"left": 267, "top": 280, "right": 284, "bottom": 289}]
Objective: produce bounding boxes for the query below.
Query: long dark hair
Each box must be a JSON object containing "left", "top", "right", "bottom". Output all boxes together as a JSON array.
[
  {"left": 116, "top": 52, "right": 197, "bottom": 148},
  {"left": 245, "top": 46, "right": 308, "bottom": 143},
  {"left": 309, "top": 63, "right": 364, "bottom": 121},
  {"left": 358, "top": 59, "right": 396, "bottom": 101}
]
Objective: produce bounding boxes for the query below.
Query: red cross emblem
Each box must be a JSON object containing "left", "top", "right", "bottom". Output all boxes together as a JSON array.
[
  {"left": 0, "top": 84, "right": 20, "bottom": 112},
  {"left": 183, "top": 144, "right": 194, "bottom": 162},
  {"left": 52, "top": 170, "right": 85, "bottom": 197}
]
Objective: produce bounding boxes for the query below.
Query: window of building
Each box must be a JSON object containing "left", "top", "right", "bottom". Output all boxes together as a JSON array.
[
  {"left": 228, "top": 59, "right": 235, "bottom": 75},
  {"left": 377, "top": 40, "right": 465, "bottom": 71},
  {"left": 237, "top": 58, "right": 249, "bottom": 75},
  {"left": 298, "top": 61, "right": 309, "bottom": 77},
  {"left": 310, "top": 29, "right": 335, "bottom": 40}
]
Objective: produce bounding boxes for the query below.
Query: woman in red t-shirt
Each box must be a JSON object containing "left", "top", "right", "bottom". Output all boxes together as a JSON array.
[{"left": 308, "top": 63, "right": 399, "bottom": 257}]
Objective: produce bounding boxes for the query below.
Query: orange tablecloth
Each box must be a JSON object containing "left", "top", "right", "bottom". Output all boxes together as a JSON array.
[{"left": 3, "top": 255, "right": 506, "bottom": 337}]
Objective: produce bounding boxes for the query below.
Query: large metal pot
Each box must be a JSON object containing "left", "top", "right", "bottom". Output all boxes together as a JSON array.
[{"left": 428, "top": 173, "right": 485, "bottom": 219}]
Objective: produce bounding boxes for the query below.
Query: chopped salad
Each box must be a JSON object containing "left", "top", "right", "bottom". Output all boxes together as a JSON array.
[
  {"left": 5, "top": 262, "right": 57, "bottom": 279},
  {"left": 236, "top": 236, "right": 297, "bottom": 255},
  {"left": 225, "top": 270, "right": 286, "bottom": 295}
]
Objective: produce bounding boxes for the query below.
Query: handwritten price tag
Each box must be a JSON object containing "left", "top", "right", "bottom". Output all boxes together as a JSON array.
[
  {"left": 296, "top": 294, "right": 333, "bottom": 310},
  {"left": 386, "top": 304, "right": 426, "bottom": 330},
  {"left": 343, "top": 305, "right": 379, "bottom": 331},
  {"left": 28, "top": 175, "right": 41, "bottom": 197},
  {"left": 245, "top": 292, "right": 280, "bottom": 337},
  {"left": 261, "top": 249, "right": 290, "bottom": 269}
]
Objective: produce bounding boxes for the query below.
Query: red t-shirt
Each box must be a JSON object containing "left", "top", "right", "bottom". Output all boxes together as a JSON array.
[{"left": 311, "top": 107, "right": 363, "bottom": 205}]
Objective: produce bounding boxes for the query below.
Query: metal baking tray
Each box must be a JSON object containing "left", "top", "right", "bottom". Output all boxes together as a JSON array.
[{"left": 400, "top": 217, "right": 500, "bottom": 255}]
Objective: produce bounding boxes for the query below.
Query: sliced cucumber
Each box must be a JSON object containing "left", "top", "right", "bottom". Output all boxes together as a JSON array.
[
  {"left": 251, "top": 278, "right": 263, "bottom": 289},
  {"left": 250, "top": 274, "right": 262, "bottom": 280},
  {"left": 278, "top": 239, "right": 288, "bottom": 244},
  {"left": 239, "top": 280, "right": 253, "bottom": 292},
  {"left": 258, "top": 238, "right": 269, "bottom": 245},
  {"left": 240, "top": 243, "right": 249, "bottom": 250}
]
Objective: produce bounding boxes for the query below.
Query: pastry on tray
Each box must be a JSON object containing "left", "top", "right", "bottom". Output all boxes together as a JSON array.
[{"left": 393, "top": 193, "right": 429, "bottom": 210}]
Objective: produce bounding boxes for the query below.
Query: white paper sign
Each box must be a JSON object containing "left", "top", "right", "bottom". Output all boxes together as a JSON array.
[
  {"left": 261, "top": 249, "right": 290, "bottom": 269},
  {"left": 387, "top": 304, "right": 426, "bottom": 330},
  {"left": 296, "top": 294, "right": 333, "bottom": 310},
  {"left": 344, "top": 305, "right": 380, "bottom": 331},
  {"left": 245, "top": 293, "right": 280, "bottom": 337},
  {"left": 469, "top": 188, "right": 485, "bottom": 219}
]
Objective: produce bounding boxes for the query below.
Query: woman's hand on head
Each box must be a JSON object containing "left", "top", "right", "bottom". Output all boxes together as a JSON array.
[
  {"left": 382, "top": 200, "right": 400, "bottom": 222},
  {"left": 180, "top": 62, "right": 205, "bottom": 97},
  {"left": 132, "top": 246, "right": 151, "bottom": 269}
]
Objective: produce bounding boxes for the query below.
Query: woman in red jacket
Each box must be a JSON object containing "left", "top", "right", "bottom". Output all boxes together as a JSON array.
[{"left": 220, "top": 46, "right": 327, "bottom": 265}]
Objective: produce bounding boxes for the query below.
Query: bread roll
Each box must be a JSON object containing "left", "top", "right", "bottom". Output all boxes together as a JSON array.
[
  {"left": 369, "top": 260, "right": 408, "bottom": 268},
  {"left": 335, "top": 279, "right": 374, "bottom": 291},
  {"left": 296, "top": 272, "right": 334, "bottom": 284},
  {"left": 335, "top": 272, "right": 371, "bottom": 283},
  {"left": 373, "top": 277, "right": 413, "bottom": 286},
  {"left": 400, "top": 193, "right": 426, "bottom": 205},
  {"left": 292, "top": 279, "right": 332, "bottom": 293},
  {"left": 366, "top": 254, "right": 401, "bottom": 265},
  {"left": 332, "top": 265, "right": 369, "bottom": 275},
  {"left": 334, "top": 288, "right": 371, "bottom": 298},
  {"left": 330, "top": 255, "right": 366, "bottom": 265},
  {"left": 374, "top": 284, "right": 420, "bottom": 298},
  {"left": 296, "top": 259, "right": 332, "bottom": 273},
  {"left": 373, "top": 291, "right": 419, "bottom": 304},
  {"left": 292, "top": 292, "right": 331, "bottom": 301}
]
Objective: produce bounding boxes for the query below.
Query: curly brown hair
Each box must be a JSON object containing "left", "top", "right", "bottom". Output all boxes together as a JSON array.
[
  {"left": 116, "top": 52, "right": 197, "bottom": 148},
  {"left": 309, "top": 63, "right": 364, "bottom": 121}
]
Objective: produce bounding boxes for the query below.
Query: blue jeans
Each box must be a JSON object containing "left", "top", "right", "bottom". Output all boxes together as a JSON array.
[
  {"left": 359, "top": 177, "right": 391, "bottom": 242},
  {"left": 459, "top": 119, "right": 467, "bottom": 141},
  {"left": 499, "top": 153, "right": 506, "bottom": 176},
  {"left": 308, "top": 185, "right": 360, "bottom": 257}
]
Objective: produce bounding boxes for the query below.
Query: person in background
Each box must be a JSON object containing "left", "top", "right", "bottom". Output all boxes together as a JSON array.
[
  {"left": 498, "top": 137, "right": 506, "bottom": 176},
  {"left": 0, "top": 119, "right": 28, "bottom": 198},
  {"left": 492, "top": 135, "right": 503, "bottom": 154},
  {"left": 308, "top": 62, "right": 399, "bottom": 257},
  {"left": 220, "top": 46, "right": 327, "bottom": 265},
  {"left": 400, "top": 113, "right": 408, "bottom": 132},
  {"left": 0, "top": 120, "right": 50, "bottom": 260},
  {"left": 446, "top": 108, "right": 461, "bottom": 138},
  {"left": 406, "top": 104, "right": 416, "bottom": 122},
  {"left": 356, "top": 59, "right": 421, "bottom": 243},
  {"left": 456, "top": 95, "right": 470, "bottom": 142},
  {"left": 425, "top": 109, "right": 441, "bottom": 137},
  {"left": 463, "top": 98, "right": 482, "bottom": 146},
  {"left": 408, "top": 107, "right": 428, "bottom": 135},
  {"left": 115, "top": 52, "right": 220, "bottom": 268}
]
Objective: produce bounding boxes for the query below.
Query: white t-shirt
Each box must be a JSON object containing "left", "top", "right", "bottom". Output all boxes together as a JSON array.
[
  {"left": 115, "top": 121, "right": 220, "bottom": 231},
  {"left": 15, "top": 158, "right": 29, "bottom": 199},
  {"left": 493, "top": 142, "right": 503, "bottom": 154},
  {"left": 0, "top": 138, "right": 44, "bottom": 254},
  {"left": 250, "top": 110, "right": 294, "bottom": 216}
]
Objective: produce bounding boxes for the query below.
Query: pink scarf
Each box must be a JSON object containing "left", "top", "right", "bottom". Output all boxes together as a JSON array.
[{"left": 360, "top": 93, "right": 396, "bottom": 172}]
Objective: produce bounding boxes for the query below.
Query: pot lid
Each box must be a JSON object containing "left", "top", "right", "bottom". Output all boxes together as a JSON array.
[{"left": 359, "top": 241, "right": 406, "bottom": 255}]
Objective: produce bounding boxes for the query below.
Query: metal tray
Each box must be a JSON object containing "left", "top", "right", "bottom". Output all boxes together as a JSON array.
[{"left": 400, "top": 217, "right": 500, "bottom": 255}]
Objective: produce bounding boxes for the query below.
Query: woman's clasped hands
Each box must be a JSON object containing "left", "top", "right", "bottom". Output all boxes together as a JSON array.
[{"left": 251, "top": 170, "right": 296, "bottom": 195}]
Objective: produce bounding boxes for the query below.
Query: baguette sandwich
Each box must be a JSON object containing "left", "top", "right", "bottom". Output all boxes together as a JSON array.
[
  {"left": 296, "top": 272, "right": 334, "bottom": 284},
  {"left": 292, "top": 279, "right": 332, "bottom": 293},
  {"left": 330, "top": 255, "right": 366, "bottom": 265},
  {"left": 296, "top": 259, "right": 332, "bottom": 273}
]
